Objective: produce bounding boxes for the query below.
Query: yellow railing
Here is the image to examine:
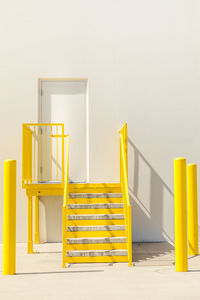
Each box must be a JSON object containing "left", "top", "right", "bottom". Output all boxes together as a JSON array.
[
  {"left": 119, "top": 123, "right": 133, "bottom": 266},
  {"left": 62, "top": 136, "right": 69, "bottom": 267},
  {"left": 22, "top": 123, "right": 66, "bottom": 187}
]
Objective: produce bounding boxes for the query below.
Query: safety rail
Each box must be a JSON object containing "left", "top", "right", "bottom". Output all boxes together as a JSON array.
[
  {"left": 22, "top": 123, "right": 66, "bottom": 187},
  {"left": 62, "top": 136, "right": 69, "bottom": 267},
  {"left": 119, "top": 123, "right": 133, "bottom": 266}
]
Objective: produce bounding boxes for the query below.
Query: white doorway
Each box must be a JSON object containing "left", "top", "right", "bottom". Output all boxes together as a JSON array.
[{"left": 38, "top": 78, "right": 89, "bottom": 183}]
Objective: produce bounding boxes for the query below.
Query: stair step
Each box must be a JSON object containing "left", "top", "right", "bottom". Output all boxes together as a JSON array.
[
  {"left": 69, "top": 193, "right": 122, "bottom": 199},
  {"left": 66, "top": 250, "right": 128, "bottom": 257},
  {"left": 67, "top": 208, "right": 124, "bottom": 215},
  {"left": 67, "top": 225, "right": 125, "bottom": 232},
  {"left": 68, "top": 214, "right": 124, "bottom": 220},
  {"left": 68, "top": 203, "right": 123, "bottom": 209},
  {"left": 68, "top": 198, "right": 123, "bottom": 204},
  {"left": 67, "top": 219, "right": 125, "bottom": 226},
  {"left": 67, "top": 243, "right": 127, "bottom": 251},
  {"left": 66, "top": 256, "right": 128, "bottom": 263},
  {"left": 67, "top": 237, "right": 126, "bottom": 244},
  {"left": 66, "top": 231, "right": 126, "bottom": 238}
]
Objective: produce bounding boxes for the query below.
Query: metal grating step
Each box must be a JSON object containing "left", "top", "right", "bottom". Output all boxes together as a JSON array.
[
  {"left": 69, "top": 193, "right": 122, "bottom": 199},
  {"left": 67, "top": 225, "right": 125, "bottom": 232},
  {"left": 66, "top": 250, "right": 128, "bottom": 257},
  {"left": 67, "top": 237, "right": 127, "bottom": 244},
  {"left": 68, "top": 203, "right": 123, "bottom": 209},
  {"left": 67, "top": 214, "right": 124, "bottom": 220}
]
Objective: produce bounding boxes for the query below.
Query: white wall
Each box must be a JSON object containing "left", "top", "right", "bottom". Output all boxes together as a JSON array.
[{"left": 0, "top": 0, "right": 199, "bottom": 243}]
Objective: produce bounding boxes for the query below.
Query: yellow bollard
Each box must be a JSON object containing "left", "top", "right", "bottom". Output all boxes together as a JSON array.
[
  {"left": 174, "top": 158, "right": 188, "bottom": 272},
  {"left": 3, "top": 160, "right": 16, "bottom": 275},
  {"left": 187, "top": 164, "right": 199, "bottom": 256}
]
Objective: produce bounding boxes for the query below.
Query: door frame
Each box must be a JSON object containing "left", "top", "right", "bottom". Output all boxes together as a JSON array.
[{"left": 38, "top": 77, "right": 89, "bottom": 183}]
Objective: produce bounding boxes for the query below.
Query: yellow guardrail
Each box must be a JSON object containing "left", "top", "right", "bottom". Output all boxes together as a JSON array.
[
  {"left": 119, "top": 123, "right": 133, "bottom": 266},
  {"left": 62, "top": 136, "right": 69, "bottom": 267},
  {"left": 22, "top": 123, "right": 66, "bottom": 187}
]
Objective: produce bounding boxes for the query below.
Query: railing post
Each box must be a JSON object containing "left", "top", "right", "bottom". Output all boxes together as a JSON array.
[
  {"left": 63, "top": 136, "right": 69, "bottom": 267},
  {"left": 187, "top": 164, "right": 199, "bottom": 256},
  {"left": 128, "top": 205, "right": 133, "bottom": 266},
  {"left": 124, "top": 123, "right": 128, "bottom": 175},
  {"left": 35, "top": 196, "right": 40, "bottom": 244},
  {"left": 3, "top": 160, "right": 16, "bottom": 275},
  {"left": 174, "top": 158, "right": 188, "bottom": 272},
  {"left": 27, "top": 195, "right": 33, "bottom": 253},
  {"left": 62, "top": 206, "right": 66, "bottom": 268},
  {"left": 62, "top": 125, "right": 64, "bottom": 186}
]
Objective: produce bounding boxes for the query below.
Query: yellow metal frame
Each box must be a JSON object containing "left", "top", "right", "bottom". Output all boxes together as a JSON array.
[
  {"left": 63, "top": 136, "right": 69, "bottom": 267},
  {"left": 187, "top": 164, "right": 199, "bottom": 256},
  {"left": 3, "top": 160, "right": 16, "bottom": 275},
  {"left": 22, "top": 123, "right": 65, "bottom": 188},
  {"left": 174, "top": 158, "right": 188, "bottom": 272},
  {"left": 119, "top": 123, "right": 133, "bottom": 266},
  {"left": 22, "top": 123, "right": 67, "bottom": 253}
]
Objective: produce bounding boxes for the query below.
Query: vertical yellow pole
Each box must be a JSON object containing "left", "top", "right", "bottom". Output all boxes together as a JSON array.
[
  {"left": 34, "top": 126, "right": 36, "bottom": 182},
  {"left": 62, "top": 206, "right": 66, "bottom": 268},
  {"left": 22, "top": 125, "right": 25, "bottom": 186},
  {"left": 27, "top": 195, "right": 33, "bottom": 253},
  {"left": 45, "top": 126, "right": 47, "bottom": 181},
  {"left": 51, "top": 125, "right": 52, "bottom": 180},
  {"left": 128, "top": 205, "right": 133, "bottom": 267},
  {"left": 120, "top": 136, "right": 122, "bottom": 183},
  {"left": 34, "top": 196, "right": 40, "bottom": 244},
  {"left": 187, "top": 164, "right": 199, "bottom": 256},
  {"left": 56, "top": 125, "right": 58, "bottom": 180},
  {"left": 174, "top": 158, "right": 188, "bottom": 272},
  {"left": 3, "top": 160, "right": 16, "bottom": 275},
  {"left": 62, "top": 125, "right": 64, "bottom": 186},
  {"left": 39, "top": 126, "right": 41, "bottom": 182},
  {"left": 124, "top": 123, "right": 128, "bottom": 175}
]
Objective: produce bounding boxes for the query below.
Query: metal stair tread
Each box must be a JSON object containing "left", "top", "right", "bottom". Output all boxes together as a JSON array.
[
  {"left": 68, "top": 203, "right": 123, "bottom": 209},
  {"left": 69, "top": 193, "right": 122, "bottom": 199},
  {"left": 67, "top": 237, "right": 127, "bottom": 244},
  {"left": 68, "top": 214, "right": 124, "bottom": 220},
  {"left": 66, "top": 249, "right": 128, "bottom": 257},
  {"left": 67, "top": 225, "right": 125, "bottom": 231}
]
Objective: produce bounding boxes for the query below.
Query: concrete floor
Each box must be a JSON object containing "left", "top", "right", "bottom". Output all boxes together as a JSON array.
[{"left": 0, "top": 242, "right": 200, "bottom": 299}]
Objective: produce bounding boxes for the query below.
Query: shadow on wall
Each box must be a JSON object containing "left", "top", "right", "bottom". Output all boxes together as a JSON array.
[{"left": 128, "top": 137, "right": 174, "bottom": 244}]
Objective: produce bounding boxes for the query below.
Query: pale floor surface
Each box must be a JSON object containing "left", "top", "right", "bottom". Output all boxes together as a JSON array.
[{"left": 0, "top": 243, "right": 200, "bottom": 300}]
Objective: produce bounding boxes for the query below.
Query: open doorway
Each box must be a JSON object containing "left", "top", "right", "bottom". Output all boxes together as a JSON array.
[{"left": 38, "top": 78, "right": 89, "bottom": 183}]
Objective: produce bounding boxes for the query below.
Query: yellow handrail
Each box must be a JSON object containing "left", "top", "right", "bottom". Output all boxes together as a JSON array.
[
  {"left": 63, "top": 136, "right": 69, "bottom": 207},
  {"left": 62, "top": 136, "right": 69, "bottom": 267},
  {"left": 119, "top": 123, "right": 133, "bottom": 266},
  {"left": 22, "top": 123, "right": 65, "bottom": 187}
]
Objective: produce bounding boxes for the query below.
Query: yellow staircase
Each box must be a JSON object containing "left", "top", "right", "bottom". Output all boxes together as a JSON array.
[
  {"left": 64, "top": 191, "right": 128, "bottom": 263},
  {"left": 22, "top": 122, "right": 132, "bottom": 266},
  {"left": 62, "top": 124, "right": 132, "bottom": 266}
]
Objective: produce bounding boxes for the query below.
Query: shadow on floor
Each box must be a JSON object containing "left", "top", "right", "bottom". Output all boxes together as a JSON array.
[
  {"left": 16, "top": 270, "right": 104, "bottom": 276},
  {"left": 132, "top": 242, "right": 174, "bottom": 265}
]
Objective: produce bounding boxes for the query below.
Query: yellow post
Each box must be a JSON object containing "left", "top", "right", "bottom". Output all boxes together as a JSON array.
[
  {"left": 174, "top": 158, "right": 188, "bottom": 272},
  {"left": 34, "top": 196, "right": 40, "bottom": 244},
  {"left": 187, "top": 164, "right": 199, "bottom": 256},
  {"left": 62, "top": 124, "right": 64, "bottom": 186},
  {"left": 27, "top": 195, "right": 33, "bottom": 253},
  {"left": 56, "top": 125, "right": 58, "bottom": 180},
  {"left": 3, "top": 160, "right": 16, "bottom": 275},
  {"left": 128, "top": 205, "right": 133, "bottom": 267},
  {"left": 62, "top": 206, "right": 66, "bottom": 268}
]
